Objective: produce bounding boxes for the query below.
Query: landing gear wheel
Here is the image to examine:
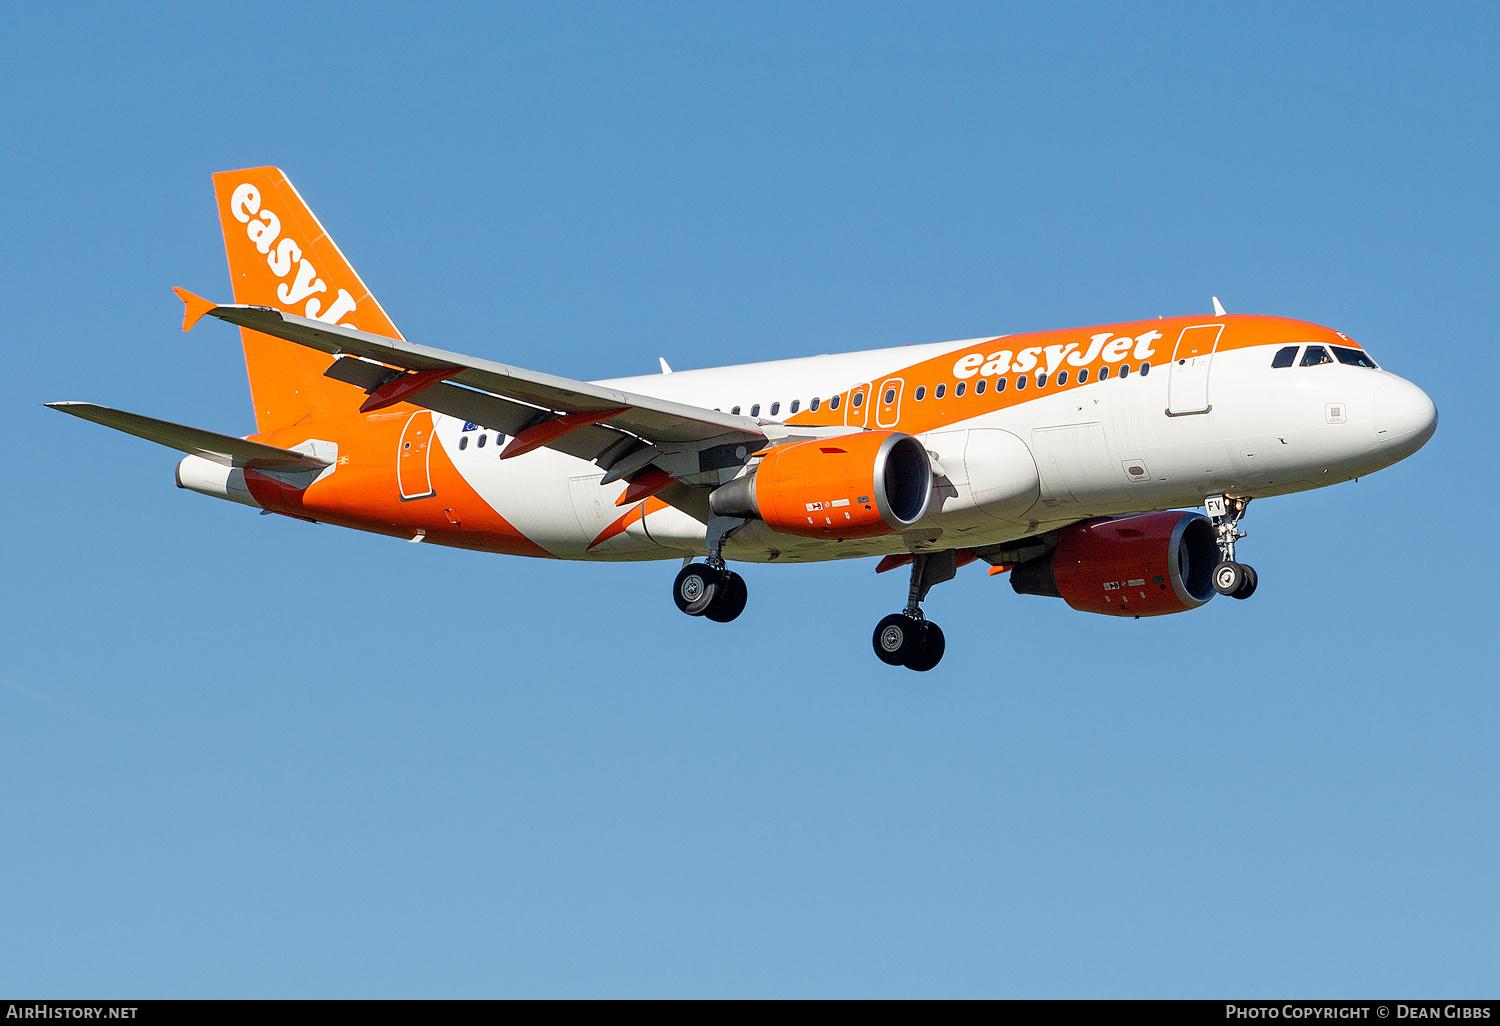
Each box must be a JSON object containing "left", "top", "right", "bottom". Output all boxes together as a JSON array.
[
  {"left": 673, "top": 563, "right": 724, "bottom": 616},
  {"left": 705, "top": 570, "right": 748, "bottom": 622},
  {"left": 904, "top": 621, "right": 946, "bottom": 672},
  {"left": 1212, "top": 560, "right": 1246, "bottom": 597},
  {"left": 873, "top": 613, "right": 920, "bottom": 666},
  {"left": 1232, "top": 564, "right": 1257, "bottom": 600}
]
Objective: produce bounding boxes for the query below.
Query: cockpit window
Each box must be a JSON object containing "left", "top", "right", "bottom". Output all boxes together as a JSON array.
[
  {"left": 1271, "top": 345, "right": 1299, "bottom": 368},
  {"left": 1332, "top": 345, "right": 1378, "bottom": 369},
  {"left": 1300, "top": 345, "right": 1333, "bottom": 367}
]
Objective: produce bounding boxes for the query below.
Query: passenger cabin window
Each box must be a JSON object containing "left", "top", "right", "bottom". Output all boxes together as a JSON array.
[
  {"left": 477, "top": 434, "right": 486, "bottom": 447},
  {"left": 458, "top": 436, "right": 468, "bottom": 450},
  {"left": 1078, "top": 369, "right": 1089, "bottom": 383},
  {"left": 975, "top": 379, "right": 986, "bottom": 394},
  {"left": 1271, "top": 345, "right": 1299, "bottom": 368},
  {"left": 1332, "top": 345, "right": 1378, "bottom": 369},
  {"left": 1300, "top": 345, "right": 1333, "bottom": 367},
  {"left": 914, "top": 385, "right": 926, "bottom": 401},
  {"left": 1037, "top": 372, "right": 1048, "bottom": 387},
  {"left": 1015, "top": 376, "right": 1026, "bottom": 390},
  {"left": 731, "top": 406, "right": 741, "bottom": 415},
  {"left": 750, "top": 404, "right": 761, "bottom": 416},
  {"left": 769, "top": 402, "right": 780, "bottom": 416},
  {"left": 789, "top": 400, "right": 800, "bottom": 413},
  {"left": 1140, "top": 362, "right": 1150, "bottom": 376},
  {"left": 810, "top": 397, "right": 820, "bottom": 411},
  {"left": 883, "top": 388, "right": 896, "bottom": 404},
  {"left": 954, "top": 381, "right": 966, "bottom": 397},
  {"left": 1098, "top": 366, "right": 1109, "bottom": 381},
  {"left": 830, "top": 395, "right": 841, "bottom": 410},
  {"left": 1057, "top": 370, "right": 1068, "bottom": 385},
  {"left": 852, "top": 393, "right": 863, "bottom": 408},
  {"left": 935, "top": 383, "right": 946, "bottom": 399},
  {"left": 995, "top": 377, "right": 1006, "bottom": 392},
  {"left": 1119, "top": 365, "right": 1130, "bottom": 378}
]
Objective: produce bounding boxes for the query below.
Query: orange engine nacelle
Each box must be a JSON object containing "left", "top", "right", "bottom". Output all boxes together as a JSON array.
[
  {"left": 1010, "top": 510, "right": 1220, "bottom": 616},
  {"left": 708, "top": 431, "right": 933, "bottom": 540}
]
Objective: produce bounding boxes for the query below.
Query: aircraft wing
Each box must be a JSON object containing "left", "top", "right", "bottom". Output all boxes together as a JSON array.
[
  {"left": 192, "top": 300, "right": 759, "bottom": 439},
  {"left": 182, "top": 295, "right": 795, "bottom": 486},
  {"left": 45, "top": 402, "right": 332, "bottom": 471}
]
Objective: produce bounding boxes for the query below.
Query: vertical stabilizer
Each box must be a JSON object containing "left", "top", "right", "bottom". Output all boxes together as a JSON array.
[{"left": 211, "top": 167, "right": 404, "bottom": 432}]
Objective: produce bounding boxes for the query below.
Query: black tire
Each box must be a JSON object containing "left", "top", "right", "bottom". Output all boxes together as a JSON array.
[
  {"left": 705, "top": 570, "right": 748, "bottom": 622},
  {"left": 904, "top": 621, "right": 946, "bottom": 672},
  {"left": 873, "top": 613, "right": 920, "bottom": 665},
  {"left": 673, "top": 563, "right": 723, "bottom": 616},
  {"left": 1212, "top": 560, "right": 1245, "bottom": 596},
  {"left": 1233, "top": 564, "right": 1258, "bottom": 600}
]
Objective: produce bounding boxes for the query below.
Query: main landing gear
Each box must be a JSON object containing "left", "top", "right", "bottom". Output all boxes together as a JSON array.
[
  {"left": 673, "top": 562, "right": 748, "bottom": 622},
  {"left": 873, "top": 550, "right": 956, "bottom": 671},
  {"left": 672, "top": 516, "right": 748, "bottom": 623},
  {"left": 1206, "top": 494, "right": 1257, "bottom": 600}
]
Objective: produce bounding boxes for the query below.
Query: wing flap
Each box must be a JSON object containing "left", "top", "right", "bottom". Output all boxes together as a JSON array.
[
  {"left": 320, "top": 356, "right": 644, "bottom": 465},
  {"left": 45, "top": 402, "right": 331, "bottom": 470},
  {"left": 323, "top": 356, "right": 538, "bottom": 435}
]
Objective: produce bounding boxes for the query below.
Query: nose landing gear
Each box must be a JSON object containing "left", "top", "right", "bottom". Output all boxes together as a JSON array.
[
  {"left": 872, "top": 550, "right": 955, "bottom": 671},
  {"left": 1206, "top": 494, "right": 1257, "bottom": 599}
]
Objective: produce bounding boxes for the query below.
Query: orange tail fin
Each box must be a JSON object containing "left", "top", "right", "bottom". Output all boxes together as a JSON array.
[{"left": 211, "top": 167, "right": 404, "bottom": 432}]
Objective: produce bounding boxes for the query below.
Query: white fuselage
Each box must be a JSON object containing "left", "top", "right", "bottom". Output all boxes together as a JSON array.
[{"left": 422, "top": 334, "right": 1435, "bottom": 562}]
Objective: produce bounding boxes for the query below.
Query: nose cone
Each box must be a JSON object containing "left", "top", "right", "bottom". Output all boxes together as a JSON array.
[{"left": 1374, "top": 378, "right": 1438, "bottom": 462}]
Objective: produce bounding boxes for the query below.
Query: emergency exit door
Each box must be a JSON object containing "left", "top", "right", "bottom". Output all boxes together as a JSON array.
[
  {"left": 875, "top": 378, "right": 904, "bottom": 428},
  {"left": 845, "top": 382, "right": 871, "bottom": 428}
]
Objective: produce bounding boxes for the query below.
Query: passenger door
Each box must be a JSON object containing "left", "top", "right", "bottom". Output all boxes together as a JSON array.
[
  {"left": 1166, "top": 324, "right": 1224, "bottom": 415},
  {"left": 398, "top": 410, "right": 436, "bottom": 500}
]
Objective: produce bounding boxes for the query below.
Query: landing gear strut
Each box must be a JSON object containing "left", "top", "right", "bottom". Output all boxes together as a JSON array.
[
  {"left": 1206, "top": 494, "right": 1257, "bottom": 600},
  {"left": 873, "top": 551, "right": 954, "bottom": 671},
  {"left": 672, "top": 516, "right": 749, "bottom": 622}
]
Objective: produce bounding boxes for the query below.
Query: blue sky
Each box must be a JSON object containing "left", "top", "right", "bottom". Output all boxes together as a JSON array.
[{"left": 2, "top": 2, "right": 1497, "bottom": 997}]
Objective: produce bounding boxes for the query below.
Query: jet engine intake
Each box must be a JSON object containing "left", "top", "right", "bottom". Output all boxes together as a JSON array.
[
  {"left": 1010, "top": 510, "right": 1219, "bottom": 616},
  {"left": 709, "top": 431, "right": 932, "bottom": 539}
]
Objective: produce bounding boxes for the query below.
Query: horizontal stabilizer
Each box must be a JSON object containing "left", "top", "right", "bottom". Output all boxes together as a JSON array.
[
  {"left": 45, "top": 402, "right": 332, "bottom": 470},
  {"left": 172, "top": 286, "right": 218, "bottom": 332}
]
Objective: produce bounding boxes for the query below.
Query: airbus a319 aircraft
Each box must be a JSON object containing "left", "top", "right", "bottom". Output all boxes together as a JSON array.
[{"left": 51, "top": 167, "right": 1438, "bottom": 670}]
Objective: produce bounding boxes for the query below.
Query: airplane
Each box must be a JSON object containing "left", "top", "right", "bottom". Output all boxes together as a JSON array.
[{"left": 48, "top": 166, "right": 1438, "bottom": 671}]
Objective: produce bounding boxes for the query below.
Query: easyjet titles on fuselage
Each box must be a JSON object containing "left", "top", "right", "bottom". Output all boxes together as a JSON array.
[{"left": 949, "top": 330, "right": 1164, "bottom": 380}]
